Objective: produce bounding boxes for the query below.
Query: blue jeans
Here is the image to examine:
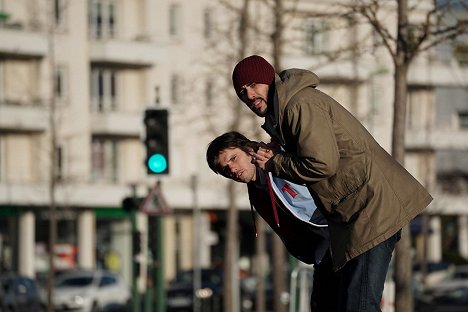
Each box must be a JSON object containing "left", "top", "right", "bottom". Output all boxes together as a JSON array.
[{"left": 311, "top": 230, "right": 401, "bottom": 312}]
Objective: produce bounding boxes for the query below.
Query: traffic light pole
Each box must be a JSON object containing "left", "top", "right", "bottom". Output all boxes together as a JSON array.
[
  {"left": 145, "top": 214, "right": 164, "bottom": 312},
  {"left": 131, "top": 185, "right": 141, "bottom": 312},
  {"left": 155, "top": 214, "right": 165, "bottom": 312}
]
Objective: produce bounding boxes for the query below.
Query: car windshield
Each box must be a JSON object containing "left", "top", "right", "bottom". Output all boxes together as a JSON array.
[
  {"left": 176, "top": 270, "right": 222, "bottom": 285},
  {"left": 56, "top": 276, "right": 94, "bottom": 287}
]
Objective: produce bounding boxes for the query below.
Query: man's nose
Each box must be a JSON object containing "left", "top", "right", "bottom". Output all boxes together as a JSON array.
[
  {"left": 227, "top": 163, "right": 237, "bottom": 175},
  {"left": 246, "top": 87, "right": 256, "bottom": 100}
]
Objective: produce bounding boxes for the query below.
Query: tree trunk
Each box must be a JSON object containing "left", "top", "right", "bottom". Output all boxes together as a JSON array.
[
  {"left": 393, "top": 64, "right": 413, "bottom": 312},
  {"left": 222, "top": 0, "right": 250, "bottom": 310},
  {"left": 223, "top": 181, "right": 239, "bottom": 312},
  {"left": 272, "top": 235, "right": 287, "bottom": 312},
  {"left": 255, "top": 216, "right": 267, "bottom": 312},
  {"left": 393, "top": 2, "right": 412, "bottom": 309},
  {"left": 271, "top": 1, "right": 287, "bottom": 311},
  {"left": 47, "top": 2, "right": 58, "bottom": 310}
]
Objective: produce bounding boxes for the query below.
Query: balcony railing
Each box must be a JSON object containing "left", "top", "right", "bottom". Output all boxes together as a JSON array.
[
  {"left": 91, "top": 110, "right": 142, "bottom": 137},
  {"left": 0, "top": 99, "right": 48, "bottom": 132},
  {"left": 90, "top": 39, "right": 163, "bottom": 68},
  {"left": 406, "top": 129, "right": 468, "bottom": 150},
  {"left": 0, "top": 27, "right": 47, "bottom": 59}
]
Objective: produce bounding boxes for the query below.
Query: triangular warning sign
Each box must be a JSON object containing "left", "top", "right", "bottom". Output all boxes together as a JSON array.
[{"left": 140, "top": 182, "right": 171, "bottom": 215}]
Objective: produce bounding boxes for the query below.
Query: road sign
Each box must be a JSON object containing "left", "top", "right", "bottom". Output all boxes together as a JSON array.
[{"left": 140, "top": 182, "right": 171, "bottom": 215}]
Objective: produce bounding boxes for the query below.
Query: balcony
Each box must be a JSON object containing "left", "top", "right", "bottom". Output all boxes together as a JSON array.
[
  {"left": 90, "top": 39, "right": 163, "bottom": 68},
  {"left": 0, "top": 28, "right": 47, "bottom": 59},
  {"left": 408, "top": 62, "right": 468, "bottom": 87},
  {"left": 0, "top": 182, "right": 130, "bottom": 208},
  {"left": 0, "top": 101, "right": 48, "bottom": 133},
  {"left": 427, "top": 193, "right": 468, "bottom": 215},
  {"left": 91, "top": 110, "right": 142, "bottom": 137},
  {"left": 406, "top": 129, "right": 468, "bottom": 150}
]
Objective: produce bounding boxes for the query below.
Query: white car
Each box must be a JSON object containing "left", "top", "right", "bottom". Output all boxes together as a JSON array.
[{"left": 52, "top": 269, "right": 130, "bottom": 312}]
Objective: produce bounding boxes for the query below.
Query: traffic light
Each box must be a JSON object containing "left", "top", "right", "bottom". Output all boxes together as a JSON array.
[
  {"left": 121, "top": 197, "right": 143, "bottom": 212},
  {"left": 144, "top": 108, "right": 169, "bottom": 175}
]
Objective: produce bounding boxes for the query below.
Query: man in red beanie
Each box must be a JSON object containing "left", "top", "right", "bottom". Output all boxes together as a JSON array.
[{"left": 231, "top": 55, "right": 433, "bottom": 312}]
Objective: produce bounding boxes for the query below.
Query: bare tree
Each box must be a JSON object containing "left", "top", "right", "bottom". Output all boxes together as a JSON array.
[
  {"left": 269, "top": 1, "right": 288, "bottom": 311},
  {"left": 345, "top": 1, "right": 468, "bottom": 311},
  {"left": 198, "top": 1, "right": 288, "bottom": 310},
  {"left": 197, "top": 1, "right": 256, "bottom": 311},
  {"left": 46, "top": 0, "right": 60, "bottom": 310},
  {"left": 249, "top": 1, "right": 466, "bottom": 312}
]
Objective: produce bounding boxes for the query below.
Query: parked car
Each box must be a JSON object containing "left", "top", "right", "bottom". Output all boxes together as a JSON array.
[
  {"left": 451, "top": 264, "right": 468, "bottom": 280},
  {"left": 415, "top": 282, "right": 468, "bottom": 312},
  {"left": 414, "top": 264, "right": 468, "bottom": 312},
  {"left": 52, "top": 269, "right": 130, "bottom": 312},
  {"left": 413, "top": 261, "right": 453, "bottom": 289},
  {"left": 240, "top": 275, "right": 275, "bottom": 312},
  {"left": 0, "top": 273, "right": 44, "bottom": 312},
  {"left": 166, "top": 268, "right": 223, "bottom": 312}
]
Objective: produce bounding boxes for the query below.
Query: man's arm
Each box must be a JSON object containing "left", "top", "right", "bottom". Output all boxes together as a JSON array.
[{"left": 263, "top": 98, "right": 339, "bottom": 183}]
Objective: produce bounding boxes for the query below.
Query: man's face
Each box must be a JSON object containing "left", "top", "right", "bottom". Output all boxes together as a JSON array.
[
  {"left": 238, "top": 83, "right": 270, "bottom": 117},
  {"left": 216, "top": 147, "right": 256, "bottom": 183}
]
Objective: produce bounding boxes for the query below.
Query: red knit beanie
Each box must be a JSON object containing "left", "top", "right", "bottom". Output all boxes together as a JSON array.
[{"left": 232, "top": 55, "right": 275, "bottom": 96}]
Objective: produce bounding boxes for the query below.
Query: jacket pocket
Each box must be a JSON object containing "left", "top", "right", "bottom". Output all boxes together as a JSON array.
[{"left": 330, "top": 181, "right": 368, "bottom": 224}]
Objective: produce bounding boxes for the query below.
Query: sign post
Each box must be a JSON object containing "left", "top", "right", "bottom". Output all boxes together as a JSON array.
[{"left": 140, "top": 181, "right": 171, "bottom": 312}]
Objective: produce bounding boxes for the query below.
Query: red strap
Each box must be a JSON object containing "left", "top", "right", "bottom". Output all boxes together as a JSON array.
[{"left": 282, "top": 183, "right": 297, "bottom": 198}]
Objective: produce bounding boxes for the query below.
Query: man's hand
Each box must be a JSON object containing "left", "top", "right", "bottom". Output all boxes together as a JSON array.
[{"left": 251, "top": 145, "right": 275, "bottom": 170}]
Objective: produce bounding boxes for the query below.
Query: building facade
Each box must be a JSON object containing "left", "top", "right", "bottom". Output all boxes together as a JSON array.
[{"left": 0, "top": 0, "right": 467, "bottom": 293}]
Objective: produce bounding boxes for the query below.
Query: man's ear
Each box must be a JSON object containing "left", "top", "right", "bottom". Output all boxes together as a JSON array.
[
  {"left": 244, "top": 141, "right": 260, "bottom": 153},
  {"left": 245, "top": 146, "right": 254, "bottom": 154}
]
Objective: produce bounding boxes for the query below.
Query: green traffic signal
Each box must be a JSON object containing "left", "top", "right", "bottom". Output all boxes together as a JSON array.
[
  {"left": 144, "top": 109, "right": 169, "bottom": 175},
  {"left": 147, "top": 153, "right": 168, "bottom": 174}
]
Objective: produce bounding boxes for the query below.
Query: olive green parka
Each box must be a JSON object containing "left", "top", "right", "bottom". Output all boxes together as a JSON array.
[{"left": 263, "top": 69, "right": 433, "bottom": 270}]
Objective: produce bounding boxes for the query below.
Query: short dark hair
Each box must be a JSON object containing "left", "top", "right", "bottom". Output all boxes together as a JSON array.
[{"left": 206, "top": 131, "right": 258, "bottom": 174}]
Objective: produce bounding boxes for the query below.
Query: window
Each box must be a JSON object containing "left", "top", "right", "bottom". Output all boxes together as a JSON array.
[
  {"left": 55, "top": 145, "right": 64, "bottom": 182},
  {"left": 205, "top": 79, "right": 214, "bottom": 107},
  {"left": 91, "top": 68, "right": 118, "bottom": 112},
  {"left": 169, "top": 4, "right": 181, "bottom": 37},
  {"left": 459, "top": 112, "right": 468, "bottom": 129},
  {"left": 372, "top": 29, "right": 383, "bottom": 51},
  {"left": 0, "top": 61, "right": 4, "bottom": 103},
  {"left": 54, "top": 0, "right": 67, "bottom": 29},
  {"left": 454, "top": 45, "right": 468, "bottom": 67},
  {"left": 56, "top": 276, "right": 93, "bottom": 287},
  {"left": 170, "top": 74, "right": 181, "bottom": 105},
  {"left": 99, "top": 275, "right": 116, "bottom": 287},
  {"left": 407, "top": 88, "right": 434, "bottom": 130},
  {"left": 303, "top": 19, "right": 328, "bottom": 55},
  {"left": 89, "top": 0, "right": 116, "bottom": 39},
  {"left": 0, "top": 136, "right": 4, "bottom": 182},
  {"left": 91, "top": 138, "right": 118, "bottom": 183},
  {"left": 54, "top": 66, "right": 68, "bottom": 101},
  {"left": 203, "top": 8, "right": 213, "bottom": 39}
]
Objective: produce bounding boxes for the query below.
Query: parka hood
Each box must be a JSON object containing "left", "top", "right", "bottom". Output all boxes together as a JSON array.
[
  {"left": 262, "top": 69, "right": 320, "bottom": 145},
  {"left": 276, "top": 69, "right": 319, "bottom": 106}
]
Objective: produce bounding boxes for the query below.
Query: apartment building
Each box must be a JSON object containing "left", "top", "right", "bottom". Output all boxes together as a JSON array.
[{"left": 0, "top": 0, "right": 467, "bottom": 291}]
